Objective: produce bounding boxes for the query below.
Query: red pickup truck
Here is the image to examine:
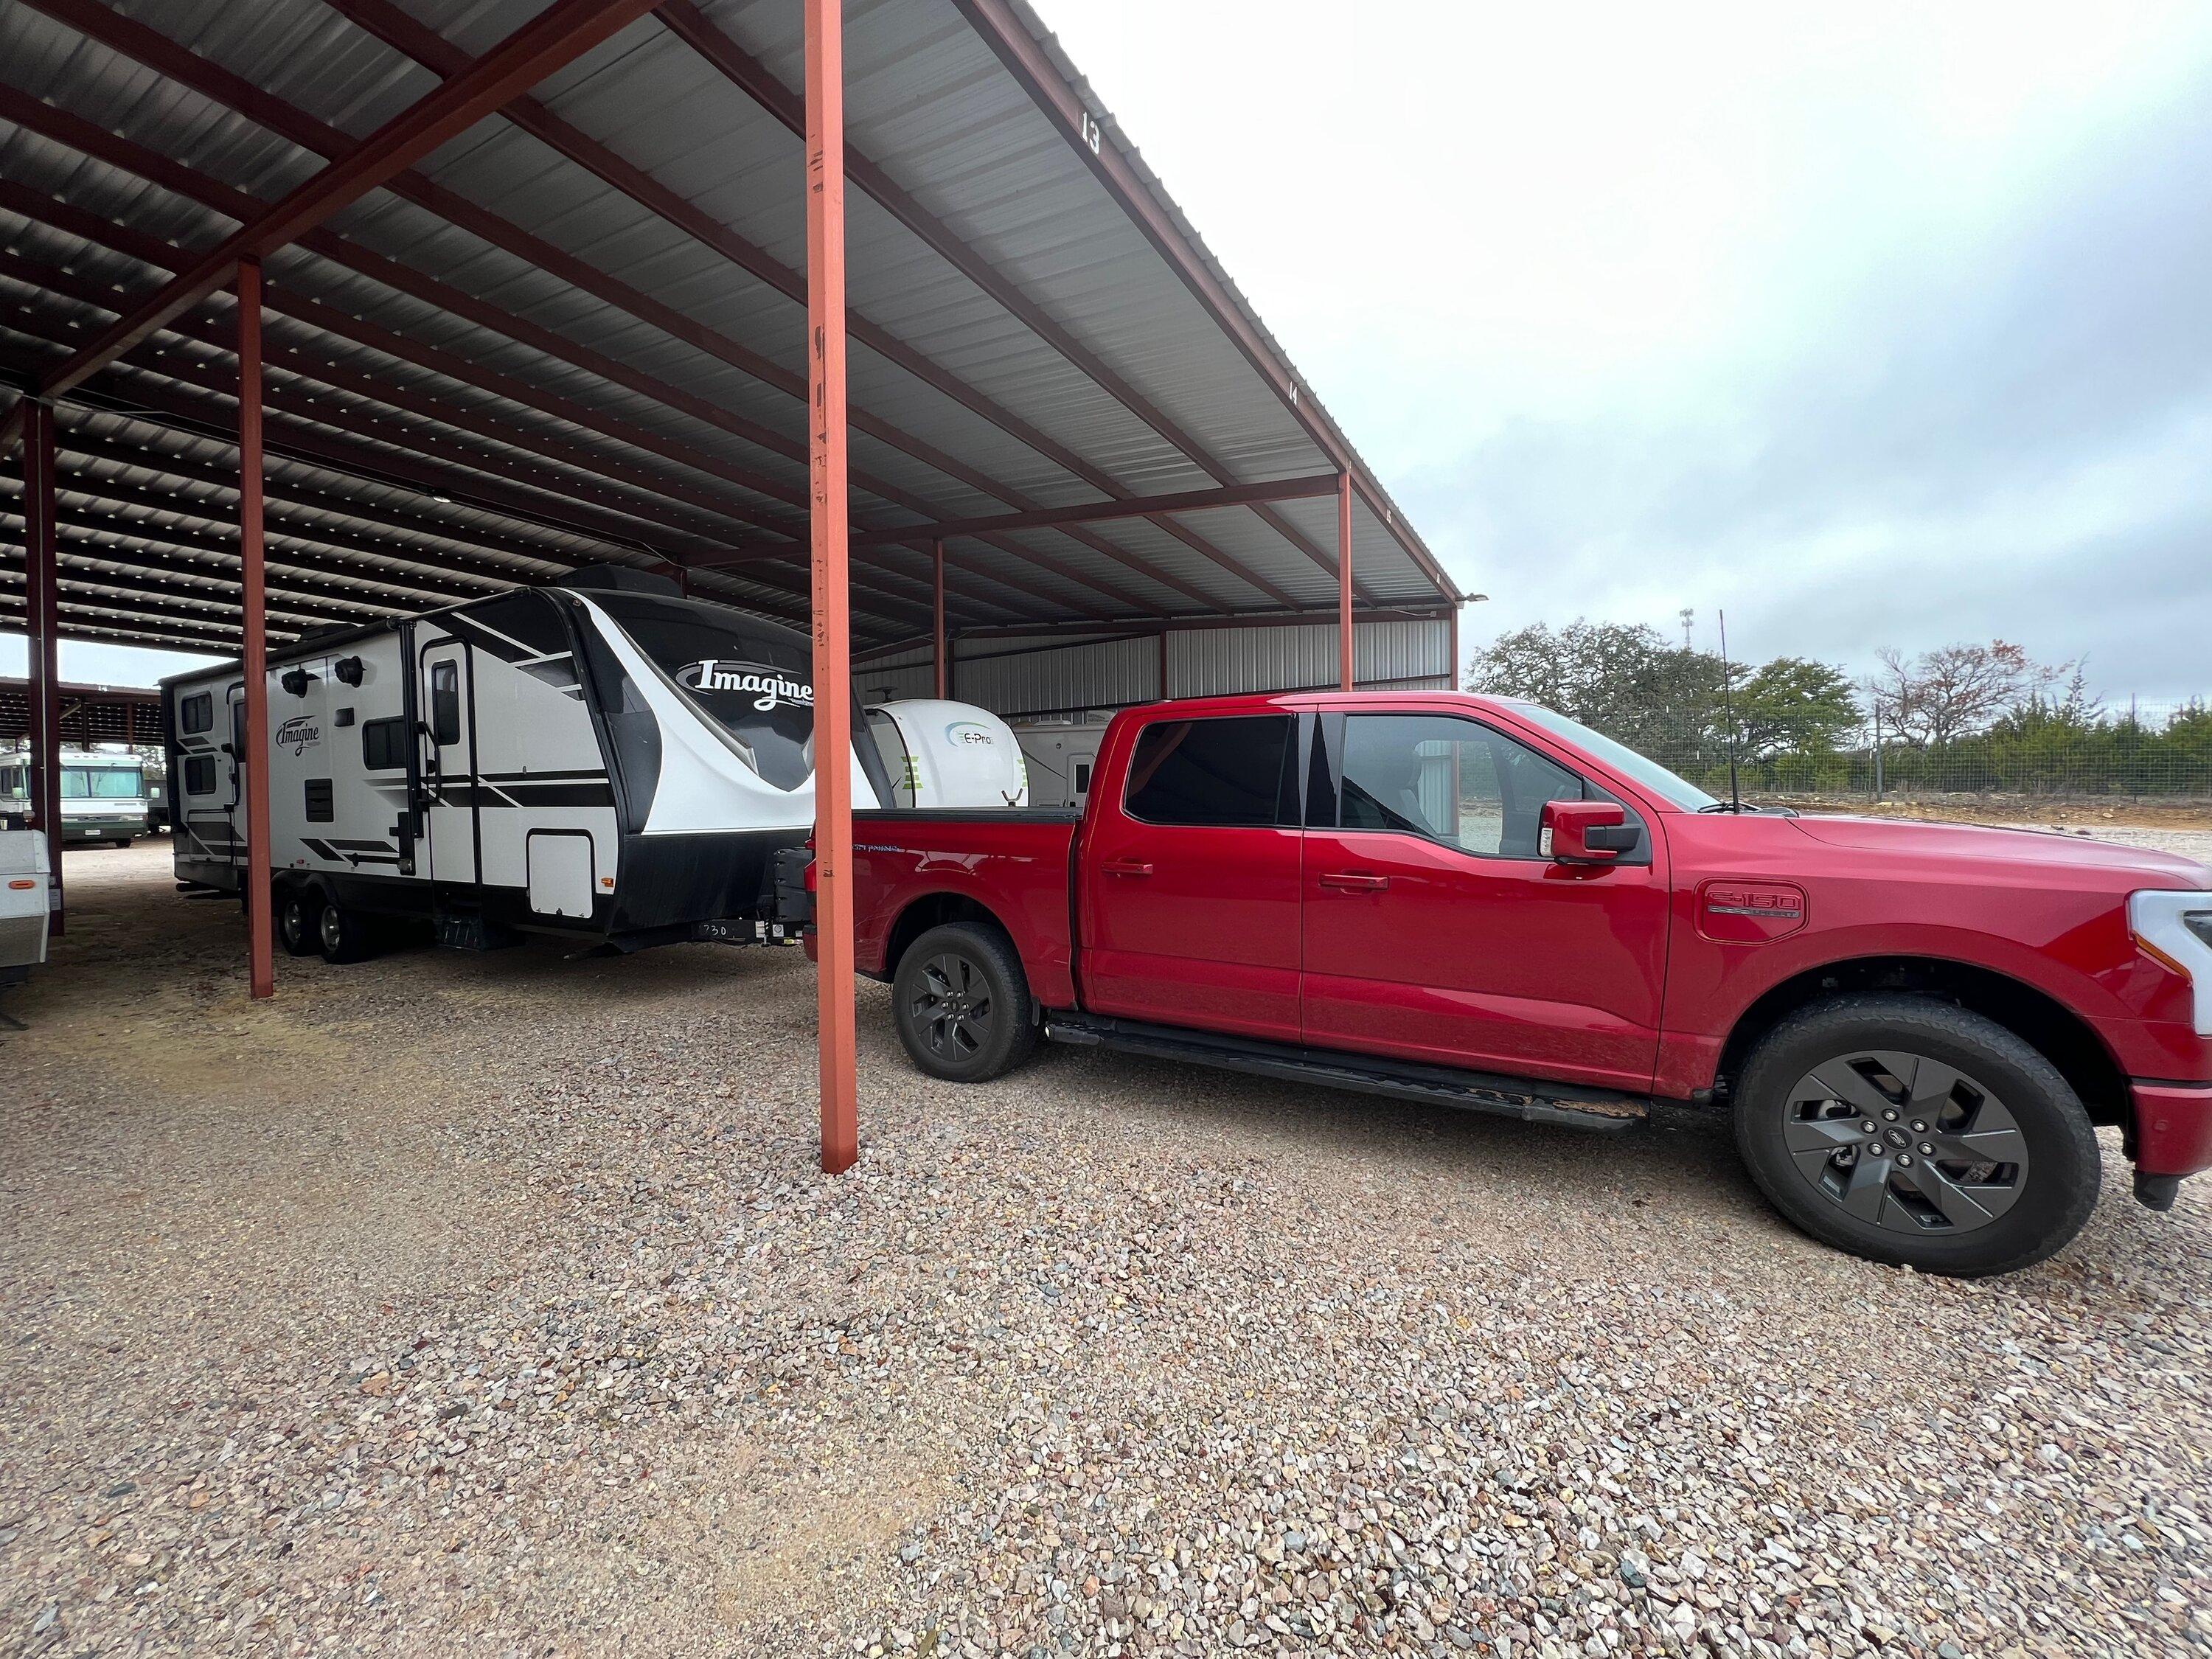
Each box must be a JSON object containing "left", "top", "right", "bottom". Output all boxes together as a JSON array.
[{"left": 815, "top": 692, "right": 2212, "bottom": 1276}]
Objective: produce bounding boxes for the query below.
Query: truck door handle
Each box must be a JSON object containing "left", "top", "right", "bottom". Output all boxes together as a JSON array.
[
  {"left": 1320, "top": 872, "right": 1388, "bottom": 892},
  {"left": 1102, "top": 858, "right": 1153, "bottom": 877}
]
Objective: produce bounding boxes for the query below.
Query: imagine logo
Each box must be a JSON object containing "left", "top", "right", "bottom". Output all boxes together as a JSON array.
[
  {"left": 274, "top": 714, "right": 321, "bottom": 756},
  {"left": 676, "top": 661, "right": 814, "bottom": 713}
]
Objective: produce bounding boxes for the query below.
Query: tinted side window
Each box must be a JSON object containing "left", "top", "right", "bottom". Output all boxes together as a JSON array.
[
  {"left": 361, "top": 717, "right": 408, "bottom": 771},
  {"left": 1339, "top": 714, "right": 1586, "bottom": 859},
  {"left": 1124, "top": 715, "right": 1292, "bottom": 827},
  {"left": 184, "top": 756, "right": 217, "bottom": 795},
  {"left": 179, "top": 692, "right": 213, "bottom": 734},
  {"left": 429, "top": 662, "right": 462, "bottom": 745}
]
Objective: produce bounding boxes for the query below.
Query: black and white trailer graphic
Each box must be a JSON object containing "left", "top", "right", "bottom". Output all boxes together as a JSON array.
[{"left": 163, "top": 568, "right": 896, "bottom": 961}]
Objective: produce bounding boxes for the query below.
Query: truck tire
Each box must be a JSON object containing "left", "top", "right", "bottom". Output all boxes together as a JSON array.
[
  {"left": 316, "top": 897, "right": 374, "bottom": 966},
  {"left": 892, "top": 921, "right": 1037, "bottom": 1083},
  {"left": 1733, "top": 994, "right": 2101, "bottom": 1276},
  {"left": 278, "top": 887, "right": 320, "bottom": 957}
]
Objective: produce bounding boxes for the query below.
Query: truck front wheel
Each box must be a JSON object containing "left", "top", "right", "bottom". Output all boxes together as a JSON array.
[
  {"left": 892, "top": 921, "right": 1036, "bottom": 1083},
  {"left": 1733, "top": 994, "right": 2101, "bottom": 1276}
]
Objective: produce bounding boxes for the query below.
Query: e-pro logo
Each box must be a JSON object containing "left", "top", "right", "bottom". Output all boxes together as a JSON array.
[
  {"left": 274, "top": 714, "right": 321, "bottom": 755},
  {"left": 945, "top": 721, "right": 997, "bottom": 748},
  {"left": 676, "top": 660, "right": 814, "bottom": 713}
]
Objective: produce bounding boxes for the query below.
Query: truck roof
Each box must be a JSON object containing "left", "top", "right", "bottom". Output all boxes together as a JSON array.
[{"left": 1121, "top": 689, "right": 1520, "bottom": 720}]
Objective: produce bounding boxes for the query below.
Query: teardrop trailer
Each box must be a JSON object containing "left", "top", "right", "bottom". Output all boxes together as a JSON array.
[{"left": 162, "top": 567, "right": 910, "bottom": 962}]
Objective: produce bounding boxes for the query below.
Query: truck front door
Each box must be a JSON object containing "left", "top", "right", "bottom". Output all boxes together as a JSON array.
[
  {"left": 417, "top": 634, "right": 479, "bottom": 888},
  {"left": 1079, "top": 712, "right": 1304, "bottom": 1043},
  {"left": 1301, "top": 710, "right": 1667, "bottom": 1092}
]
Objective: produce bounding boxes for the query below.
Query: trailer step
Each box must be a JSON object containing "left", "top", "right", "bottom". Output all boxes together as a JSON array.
[{"left": 1042, "top": 1013, "right": 1646, "bottom": 1133}]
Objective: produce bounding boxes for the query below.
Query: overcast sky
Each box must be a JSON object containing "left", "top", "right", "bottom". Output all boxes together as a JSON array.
[
  {"left": 13, "top": 1, "right": 2212, "bottom": 700},
  {"left": 1034, "top": 0, "right": 2212, "bottom": 703}
]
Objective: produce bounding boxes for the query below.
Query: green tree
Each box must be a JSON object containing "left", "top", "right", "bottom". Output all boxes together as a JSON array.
[{"left": 1733, "top": 657, "right": 1862, "bottom": 760}]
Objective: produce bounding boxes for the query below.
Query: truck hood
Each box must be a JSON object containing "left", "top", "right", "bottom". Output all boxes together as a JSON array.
[{"left": 1787, "top": 813, "right": 2212, "bottom": 888}]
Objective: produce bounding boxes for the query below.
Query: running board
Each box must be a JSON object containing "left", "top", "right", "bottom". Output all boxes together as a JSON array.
[{"left": 1042, "top": 1013, "right": 1646, "bottom": 1133}]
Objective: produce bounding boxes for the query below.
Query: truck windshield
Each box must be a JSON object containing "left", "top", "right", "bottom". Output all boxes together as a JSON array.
[
  {"left": 1500, "top": 702, "right": 1719, "bottom": 810},
  {"left": 585, "top": 593, "right": 821, "bottom": 790},
  {"left": 61, "top": 766, "right": 145, "bottom": 800}
]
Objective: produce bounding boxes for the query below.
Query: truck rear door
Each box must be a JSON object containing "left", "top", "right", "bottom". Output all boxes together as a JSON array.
[{"left": 1078, "top": 710, "right": 1304, "bottom": 1043}]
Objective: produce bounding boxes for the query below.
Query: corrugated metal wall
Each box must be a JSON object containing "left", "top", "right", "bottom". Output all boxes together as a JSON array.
[{"left": 851, "top": 617, "right": 1452, "bottom": 718}]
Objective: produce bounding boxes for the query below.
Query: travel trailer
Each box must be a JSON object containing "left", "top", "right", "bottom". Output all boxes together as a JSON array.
[
  {"left": 0, "top": 820, "right": 51, "bottom": 1015},
  {"left": 0, "top": 748, "right": 149, "bottom": 847},
  {"left": 865, "top": 700, "right": 1027, "bottom": 809},
  {"left": 161, "top": 568, "right": 928, "bottom": 963}
]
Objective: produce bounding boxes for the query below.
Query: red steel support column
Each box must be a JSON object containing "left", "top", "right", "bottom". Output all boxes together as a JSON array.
[
  {"left": 1448, "top": 602, "right": 1460, "bottom": 689},
  {"left": 23, "top": 398, "right": 62, "bottom": 936},
  {"left": 238, "top": 259, "right": 275, "bottom": 999},
  {"left": 932, "top": 540, "right": 948, "bottom": 700},
  {"left": 1337, "top": 471, "right": 1354, "bottom": 691},
  {"left": 807, "top": 0, "right": 858, "bottom": 1175}
]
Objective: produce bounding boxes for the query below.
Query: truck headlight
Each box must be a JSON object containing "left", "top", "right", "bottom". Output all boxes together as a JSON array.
[{"left": 2129, "top": 890, "right": 2212, "bottom": 1036}]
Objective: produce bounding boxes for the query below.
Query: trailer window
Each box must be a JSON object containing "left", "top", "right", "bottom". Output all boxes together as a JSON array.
[
  {"left": 361, "top": 717, "right": 408, "bottom": 771},
  {"left": 1124, "top": 715, "right": 1293, "bottom": 828},
  {"left": 429, "top": 662, "right": 462, "bottom": 745},
  {"left": 179, "top": 692, "right": 213, "bottom": 734},
  {"left": 184, "top": 756, "right": 217, "bottom": 795}
]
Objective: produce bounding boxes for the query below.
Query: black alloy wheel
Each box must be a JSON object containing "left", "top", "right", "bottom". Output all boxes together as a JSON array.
[
  {"left": 891, "top": 922, "right": 1036, "bottom": 1082},
  {"left": 1734, "top": 995, "right": 2100, "bottom": 1276}
]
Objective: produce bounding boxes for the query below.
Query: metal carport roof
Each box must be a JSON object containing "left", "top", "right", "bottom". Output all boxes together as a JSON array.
[{"left": 0, "top": 0, "right": 1456, "bottom": 656}]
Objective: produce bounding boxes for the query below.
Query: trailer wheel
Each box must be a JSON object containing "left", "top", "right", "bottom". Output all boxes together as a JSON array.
[
  {"left": 892, "top": 921, "right": 1036, "bottom": 1082},
  {"left": 316, "top": 897, "right": 374, "bottom": 966},
  {"left": 277, "top": 888, "right": 320, "bottom": 957},
  {"left": 1733, "top": 994, "right": 2101, "bottom": 1277}
]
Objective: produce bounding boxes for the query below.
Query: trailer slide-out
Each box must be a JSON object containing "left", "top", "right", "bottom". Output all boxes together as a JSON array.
[{"left": 163, "top": 566, "right": 900, "bottom": 962}]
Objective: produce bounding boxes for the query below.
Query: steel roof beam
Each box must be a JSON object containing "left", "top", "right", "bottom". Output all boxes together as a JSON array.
[
  {"left": 847, "top": 475, "right": 1343, "bottom": 549},
  {"left": 0, "top": 0, "right": 663, "bottom": 456},
  {"left": 655, "top": 0, "right": 1355, "bottom": 607},
  {"left": 0, "top": 535, "right": 394, "bottom": 624},
  {"left": 4, "top": 490, "right": 485, "bottom": 608},
  {"left": 0, "top": 568, "right": 320, "bottom": 637},
  {"left": 0, "top": 597, "right": 254, "bottom": 655},
  {"left": 315, "top": 0, "right": 1257, "bottom": 613},
  {"left": 952, "top": 0, "right": 1458, "bottom": 605},
  {"left": 0, "top": 123, "right": 1127, "bottom": 625},
  {"left": 50, "top": 397, "right": 964, "bottom": 633}
]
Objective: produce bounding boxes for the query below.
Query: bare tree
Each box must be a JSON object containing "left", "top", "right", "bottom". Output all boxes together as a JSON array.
[{"left": 1867, "top": 641, "right": 2066, "bottom": 747}]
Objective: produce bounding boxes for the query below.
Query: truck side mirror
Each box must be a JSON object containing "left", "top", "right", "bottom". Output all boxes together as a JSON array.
[{"left": 1543, "top": 799, "right": 1635, "bottom": 863}]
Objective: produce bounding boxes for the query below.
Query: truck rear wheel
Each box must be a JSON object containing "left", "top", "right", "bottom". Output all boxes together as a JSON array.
[
  {"left": 892, "top": 921, "right": 1036, "bottom": 1082},
  {"left": 1733, "top": 994, "right": 2101, "bottom": 1276}
]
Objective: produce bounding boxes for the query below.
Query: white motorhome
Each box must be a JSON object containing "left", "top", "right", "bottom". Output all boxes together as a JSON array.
[
  {"left": 1006, "top": 713, "right": 1113, "bottom": 810},
  {"left": 0, "top": 748, "right": 149, "bottom": 847},
  {"left": 162, "top": 568, "right": 908, "bottom": 962}
]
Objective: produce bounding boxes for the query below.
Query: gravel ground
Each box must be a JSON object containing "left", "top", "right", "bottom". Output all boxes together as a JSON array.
[{"left": 3, "top": 839, "right": 2209, "bottom": 1658}]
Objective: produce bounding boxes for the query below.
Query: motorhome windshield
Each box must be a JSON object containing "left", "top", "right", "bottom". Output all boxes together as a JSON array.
[
  {"left": 589, "top": 595, "right": 818, "bottom": 790},
  {"left": 63, "top": 765, "right": 145, "bottom": 799}
]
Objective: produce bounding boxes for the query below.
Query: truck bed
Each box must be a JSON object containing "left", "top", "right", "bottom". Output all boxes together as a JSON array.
[{"left": 849, "top": 807, "right": 1082, "bottom": 1003}]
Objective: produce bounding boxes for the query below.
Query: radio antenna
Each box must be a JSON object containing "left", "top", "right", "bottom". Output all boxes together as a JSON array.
[{"left": 1717, "top": 608, "right": 1743, "bottom": 813}]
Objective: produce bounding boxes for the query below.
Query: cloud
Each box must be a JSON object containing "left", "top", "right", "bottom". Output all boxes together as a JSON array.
[{"left": 1034, "top": 1, "right": 2212, "bottom": 703}]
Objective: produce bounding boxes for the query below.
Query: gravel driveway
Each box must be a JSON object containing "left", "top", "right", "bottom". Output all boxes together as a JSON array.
[{"left": 1, "top": 841, "right": 2208, "bottom": 1658}]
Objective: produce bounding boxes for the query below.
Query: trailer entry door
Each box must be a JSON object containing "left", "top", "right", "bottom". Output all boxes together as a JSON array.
[{"left": 418, "top": 636, "right": 479, "bottom": 888}]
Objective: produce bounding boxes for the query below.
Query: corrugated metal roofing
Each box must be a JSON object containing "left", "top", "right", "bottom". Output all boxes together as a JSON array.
[{"left": 0, "top": 0, "right": 1455, "bottom": 658}]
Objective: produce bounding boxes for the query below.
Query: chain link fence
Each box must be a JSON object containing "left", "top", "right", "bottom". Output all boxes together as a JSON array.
[{"left": 1623, "top": 700, "right": 2212, "bottom": 805}]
